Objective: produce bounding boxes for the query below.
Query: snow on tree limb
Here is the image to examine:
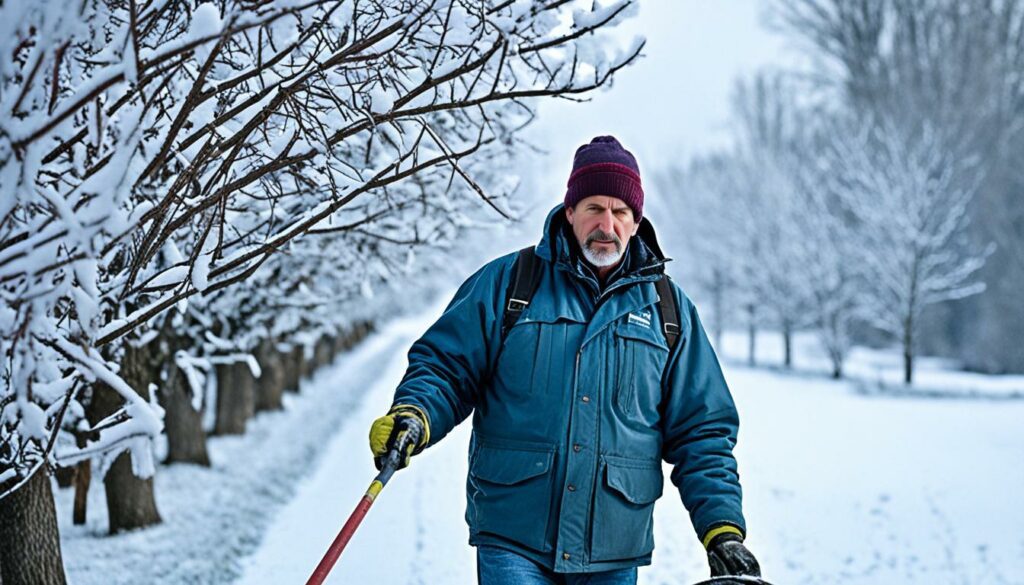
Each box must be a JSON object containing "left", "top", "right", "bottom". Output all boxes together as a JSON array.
[{"left": 0, "top": 0, "right": 642, "bottom": 497}]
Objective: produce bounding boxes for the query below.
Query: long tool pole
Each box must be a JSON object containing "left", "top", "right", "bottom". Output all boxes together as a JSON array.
[
  {"left": 691, "top": 578, "right": 775, "bottom": 584},
  {"left": 305, "top": 427, "right": 419, "bottom": 585}
]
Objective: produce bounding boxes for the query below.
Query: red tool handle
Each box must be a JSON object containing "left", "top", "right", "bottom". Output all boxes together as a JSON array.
[
  {"left": 306, "top": 493, "right": 376, "bottom": 585},
  {"left": 305, "top": 424, "right": 418, "bottom": 584}
]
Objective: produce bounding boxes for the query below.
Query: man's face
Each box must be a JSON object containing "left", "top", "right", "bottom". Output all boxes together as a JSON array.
[{"left": 565, "top": 195, "right": 639, "bottom": 268}]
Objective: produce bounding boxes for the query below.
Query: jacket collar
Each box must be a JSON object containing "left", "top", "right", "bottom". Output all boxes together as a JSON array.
[{"left": 534, "top": 204, "right": 670, "bottom": 281}]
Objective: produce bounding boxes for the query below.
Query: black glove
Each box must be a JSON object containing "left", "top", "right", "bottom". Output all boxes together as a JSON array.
[
  {"left": 707, "top": 532, "right": 761, "bottom": 578},
  {"left": 368, "top": 405, "right": 428, "bottom": 470}
]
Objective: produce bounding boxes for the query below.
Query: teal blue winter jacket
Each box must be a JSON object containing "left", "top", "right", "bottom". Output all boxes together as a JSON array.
[{"left": 393, "top": 205, "right": 745, "bottom": 573}]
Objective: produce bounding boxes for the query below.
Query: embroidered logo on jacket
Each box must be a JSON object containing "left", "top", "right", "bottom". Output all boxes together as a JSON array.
[{"left": 628, "top": 311, "right": 652, "bottom": 328}]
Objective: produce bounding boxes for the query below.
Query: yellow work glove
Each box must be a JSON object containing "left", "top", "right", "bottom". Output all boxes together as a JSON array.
[{"left": 368, "top": 405, "right": 430, "bottom": 470}]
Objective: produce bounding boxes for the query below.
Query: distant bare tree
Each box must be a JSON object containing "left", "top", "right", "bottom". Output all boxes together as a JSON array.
[
  {"left": 823, "top": 119, "right": 992, "bottom": 384},
  {"left": 790, "top": 133, "right": 860, "bottom": 379},
  {"left": 652, "top": 160, "right": 737, "bottom": 350},
  {"left": 729, "top": 73, "right": 815, "bottom": 368}
]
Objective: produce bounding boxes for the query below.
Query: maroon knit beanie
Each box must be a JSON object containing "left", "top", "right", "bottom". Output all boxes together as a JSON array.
[{"left": 565, "top": 135, "right": 644, "bottom": 221}]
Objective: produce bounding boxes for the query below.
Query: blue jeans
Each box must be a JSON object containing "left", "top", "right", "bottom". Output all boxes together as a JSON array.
[{"left": 476, "top": 545, "right": 638, "bottom": 585}]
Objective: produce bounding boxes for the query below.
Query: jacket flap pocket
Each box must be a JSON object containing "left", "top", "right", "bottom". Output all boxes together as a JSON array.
[
  {"left": 472, "top": 446, "right": 553, "bottom": 485},
  {"left": 605, "top": 458, "right": 664, "bottom": 505},
  {"left": 615, "top": 322, "right": 668, "bottom": 352},
  {"left": 518, "top": 309, "right": 586, "bottom": 326}
]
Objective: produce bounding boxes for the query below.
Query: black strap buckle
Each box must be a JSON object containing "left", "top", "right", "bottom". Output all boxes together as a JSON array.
[{"left": 507, "top": 298, "right": 529, "bottom": 312}]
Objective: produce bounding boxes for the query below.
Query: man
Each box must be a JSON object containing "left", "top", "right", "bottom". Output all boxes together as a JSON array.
[{"left": 369, "top": 136, "right": 761, "bottom": 584}]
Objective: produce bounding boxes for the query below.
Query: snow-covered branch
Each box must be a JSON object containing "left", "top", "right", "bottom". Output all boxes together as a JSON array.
[{"left": 0, "top": 0, "right": 643, "bottom": 497}]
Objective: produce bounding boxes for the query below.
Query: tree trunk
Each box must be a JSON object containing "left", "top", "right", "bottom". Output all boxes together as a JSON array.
[
  {"left": 288, "top": 345, "right": 306, "bottom": 392},
  {"left": 904, "top": 346, "right": 914, "bottom": 385},
  {"left": 53, "top": 466, "right": 74, "bottom": 489},
  {"left": 214, "top": 361, "right": 255, "bottom": 435},
  {"left": 160, "top": 360, "right": 210, "bottom": 466},
  {"left": 333, "top": 332, "right": 347, "bottom": 358},
  {"left": 782, "top": 322, "right": 792, "bottom": 369},
  {"left": 904, "top": 316, "right": 915, "bottom": 385},
  {"left": 831, "top": 358, "right": 843, "bottom": 380},
  {"left": 72, "top": 460, "right": 89, "bottom": 525},
  {"left": 311, "top": 339, "right": 323, "bottom": 371},
  {"left": 747, "top": 304, "right": 757, "bottom": 367},
  {"left": 254, "top": 340, "right": 285, "bottom": 412},
  {"left": 86, "top": 342, "right": 162, "bottom": 534},
  {"left": 281, "top": 345, "right": 298, "bottom": 393},
  {"left": 102, "top": 452, "right": 161, "bottom": 534},
  {"left": 0, "top": 468, "right": 67, "bottom": 585},
  {"left": 712, "top": 282, "right": 724, "bottom": 350},
  {"left": 332, "top": 329, "right": 351, "bottom": 356},
  {"left": 299, "top": 343, "right": 314, "bottom": 381},
  {"left": 314, "top": 336, "right": 333, "bottom": 370}
]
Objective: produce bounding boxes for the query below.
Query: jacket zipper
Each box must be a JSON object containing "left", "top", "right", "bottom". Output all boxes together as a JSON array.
[
  {"left": 563, "top": 346, "right": 583, "bottom": 565},
  {"left": 584, "top": 344, "right": 601, "bottom": 566}
]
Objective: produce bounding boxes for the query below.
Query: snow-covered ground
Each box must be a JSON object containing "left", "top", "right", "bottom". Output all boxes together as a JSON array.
[
  {"left": 717, "top": 329, "right": 1024, "bottom": 399},
  {"left": 236, "top": 301, "right": 1024, "bottom": 585},
  {"left": 58, "top": 296, "right": 1024, "bottom": 584}
]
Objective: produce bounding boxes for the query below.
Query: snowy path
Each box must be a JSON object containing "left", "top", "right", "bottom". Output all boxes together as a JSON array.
[
  {"left": 56, "top": 316, "right": 418, "bottom": 585},
  {"left": 235, "top": 303, "right": 1024, "bottom": 584},
  {"left": 235, "top": 301, "right": 477, "bottom": 584}
]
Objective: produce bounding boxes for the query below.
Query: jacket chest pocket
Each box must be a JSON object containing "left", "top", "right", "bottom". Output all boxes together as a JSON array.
[
  {"left": 614, "top": 322, "right": 669, "bottom": 417},
  {"left": 494, "top": 319, "right": 579, "bottom": 402},
  {"left": 495, "top": 322, "right": 543, "bottom": 396}
]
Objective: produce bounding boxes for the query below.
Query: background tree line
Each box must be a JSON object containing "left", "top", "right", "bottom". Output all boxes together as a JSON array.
[{"left": 653, "top": 0, "right": 1023, "bottom": 383}]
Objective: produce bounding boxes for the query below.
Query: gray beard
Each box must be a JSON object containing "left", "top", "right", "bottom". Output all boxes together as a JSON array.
[{"left": 581, "top": 239, "right": 625, "bottom": 267}]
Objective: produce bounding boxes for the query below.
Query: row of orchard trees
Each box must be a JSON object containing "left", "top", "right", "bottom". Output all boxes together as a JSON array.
[
  {"left": 0, "top": 1, "right": 644, "bottom": 582},
  {"left": 656, "top": 0, "right": 1024, "bottom": 383}
]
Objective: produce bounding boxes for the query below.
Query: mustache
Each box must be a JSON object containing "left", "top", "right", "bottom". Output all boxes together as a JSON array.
[{"left": 585, "top": 229, "right": 622, "bottom": 252}]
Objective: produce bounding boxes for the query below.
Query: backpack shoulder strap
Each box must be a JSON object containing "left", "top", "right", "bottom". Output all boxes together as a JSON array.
[
  {"left": 502, "top": 246, "right": 544, "bottom": 339},
  {"left": 654, "top": 274, "right": 681, "bottom": 351}
]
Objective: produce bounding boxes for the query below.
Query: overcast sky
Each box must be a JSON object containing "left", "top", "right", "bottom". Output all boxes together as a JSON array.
[{"left": 521, "top": 0, "right": 794, "bottom": 208}]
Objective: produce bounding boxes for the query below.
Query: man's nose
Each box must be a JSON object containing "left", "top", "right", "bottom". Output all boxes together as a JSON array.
[{"left": 597, "top": 209, "right": 615, "bottom": 231}]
